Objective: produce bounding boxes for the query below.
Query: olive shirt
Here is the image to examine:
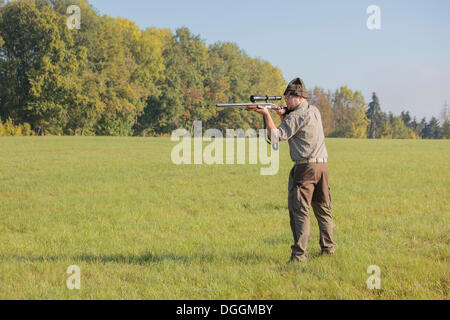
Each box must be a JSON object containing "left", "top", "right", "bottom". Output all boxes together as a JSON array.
[{"left": 273, "top": 100, "right": 328, "bottom": 161}]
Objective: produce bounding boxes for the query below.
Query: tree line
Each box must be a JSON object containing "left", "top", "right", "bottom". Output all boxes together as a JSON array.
[
  {"left": 1, "top": 0, "right": 449, "bottom": 139},
  {"left": 310, "top": 88, "right": 450, "bottom": 139}
]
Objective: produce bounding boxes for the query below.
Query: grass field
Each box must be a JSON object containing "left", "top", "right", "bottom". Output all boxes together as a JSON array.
[{"left": 0, "top": 137, "right": 449, "bottom": 300}]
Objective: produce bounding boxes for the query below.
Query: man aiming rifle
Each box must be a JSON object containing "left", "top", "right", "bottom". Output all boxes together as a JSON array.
[
  {"left": 254, "top": 78, "right": 336, "bottom": 262},
  {"left": 216, "top": 95, "right": 288, "bottom": 147}
]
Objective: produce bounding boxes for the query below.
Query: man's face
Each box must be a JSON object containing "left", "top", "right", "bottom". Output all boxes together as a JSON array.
[{"left": 285, "top": 94, "right": 302, "bottom": 109}]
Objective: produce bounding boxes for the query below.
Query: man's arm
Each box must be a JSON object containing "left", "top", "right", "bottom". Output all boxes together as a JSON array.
[
  {"left": 257, "top": 105, "right": 308, "bottom": 142},
  {"left": 256, "top": 106, "right": 286, "bottom": 141}
]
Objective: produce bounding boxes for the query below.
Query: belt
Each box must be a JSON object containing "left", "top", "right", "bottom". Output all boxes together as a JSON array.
[{"left": 295, "top": 158, "right": 327, "bottom": 165}]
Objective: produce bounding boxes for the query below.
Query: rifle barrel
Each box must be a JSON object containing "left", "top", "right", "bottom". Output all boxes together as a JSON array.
[{"left": 216, "top": 103, "right": 279, "bottom": 109}]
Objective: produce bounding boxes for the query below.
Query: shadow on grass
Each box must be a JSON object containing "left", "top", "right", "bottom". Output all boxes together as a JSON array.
[
  {"left": 75, "top": 252, "right": 212, "bottom": 264},
  {"left": 2, "top": 251, "right": 272, "bottom": 265}
]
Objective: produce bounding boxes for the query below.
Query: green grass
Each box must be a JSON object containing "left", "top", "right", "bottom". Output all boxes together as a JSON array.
[{"left": 0, "top": 137, "right": 449, "bottom": 299}]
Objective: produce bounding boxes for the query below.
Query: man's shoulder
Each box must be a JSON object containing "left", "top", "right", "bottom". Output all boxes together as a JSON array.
[
  {"left": 307, "top": 103, "right": 319, "bottom": 112},
  {"left": 306, "top": 104, "right": 323, "bottom": 118}
]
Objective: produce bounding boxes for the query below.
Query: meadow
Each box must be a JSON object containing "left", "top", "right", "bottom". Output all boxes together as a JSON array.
[{"left": 0, "top": 137, "right": 448, "bottom": 299}]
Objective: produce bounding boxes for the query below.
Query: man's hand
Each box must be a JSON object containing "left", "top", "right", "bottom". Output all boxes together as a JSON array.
[
  {"left": 276, "top": 107, "right": 287, "bottom": 116},
  {"left": 254, "top": 105, "right": 270, "bottom": 116},
  {"left": 251, "top": 105, "right": 278, "bottom": 135}
]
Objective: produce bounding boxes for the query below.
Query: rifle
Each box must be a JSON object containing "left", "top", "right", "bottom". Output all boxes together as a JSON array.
[
  {"left": 216, "top": 95, "right": 283, "bottom": 111},
  {"left": 216, "top": 95, "right": 284, "bottom": 148}
]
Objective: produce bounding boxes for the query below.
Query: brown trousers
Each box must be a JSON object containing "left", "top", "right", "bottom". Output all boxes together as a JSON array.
[{"left": 288, "top": 163, "right": 335, "bottom": 259}]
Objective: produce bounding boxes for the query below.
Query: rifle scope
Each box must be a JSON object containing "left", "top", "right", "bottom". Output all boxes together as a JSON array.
[{"left": 250, "top": 95, "right": 282, "bottom": 103}]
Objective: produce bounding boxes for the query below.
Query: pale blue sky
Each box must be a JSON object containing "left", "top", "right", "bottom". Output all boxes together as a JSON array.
[{"left": 89, "top": 0, "right": 450, "bottom": 121}]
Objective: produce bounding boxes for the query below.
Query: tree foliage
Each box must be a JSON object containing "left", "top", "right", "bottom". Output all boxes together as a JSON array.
[
  {"left": 0, "top": 0, "right": 81, "bottom": 135},
  {"left": 330, "top": 86, "right": 368, "bottom": 138},
  {"left": 366, "top": 92, "right": 383, "bottom": 139},
  {"left": 310, "top": 87, "right": 333, "bottom": 136}
]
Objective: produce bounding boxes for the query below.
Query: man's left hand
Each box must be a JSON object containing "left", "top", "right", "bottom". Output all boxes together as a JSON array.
[{"left": 254, "top": 105, "right": 269, "bottom": 116}]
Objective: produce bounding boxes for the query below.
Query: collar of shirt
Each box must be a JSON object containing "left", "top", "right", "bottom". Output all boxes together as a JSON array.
[{"left": 292, "top": 100, "right": 309, "bottom": 112}]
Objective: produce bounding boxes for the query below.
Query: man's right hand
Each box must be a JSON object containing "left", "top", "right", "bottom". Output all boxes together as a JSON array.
[{"left": 276, "top": 107, "right": 287, "bottom": 117}]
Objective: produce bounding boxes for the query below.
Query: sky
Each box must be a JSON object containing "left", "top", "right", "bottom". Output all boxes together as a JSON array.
[{"left": 88, "top": 0, "right": 450, "bottom": 121}]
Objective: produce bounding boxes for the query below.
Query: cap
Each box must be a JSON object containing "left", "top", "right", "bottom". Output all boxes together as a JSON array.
[{"left": 284, "top": 77, "right": 309, "bottom": 98}]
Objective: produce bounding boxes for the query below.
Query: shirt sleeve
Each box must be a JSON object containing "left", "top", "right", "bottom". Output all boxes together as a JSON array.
[{"left": 277, "top": 113, "right": 307, "bottom": 141}]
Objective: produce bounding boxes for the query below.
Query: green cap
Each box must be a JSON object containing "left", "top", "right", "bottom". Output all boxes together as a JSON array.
[{"left": 284, "top": 77, "right": 309, "bottom": 98}]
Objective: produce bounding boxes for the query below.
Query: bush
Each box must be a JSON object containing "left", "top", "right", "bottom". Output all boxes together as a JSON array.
[
  {"left": 0, "top": 118, "right": 34, "bottom": 136},
  {"left": 4, "top": 118, "right": 16, "bottom": 135},
  {"left": 22, "top": 123, "right": 33, "bottom": 136},
  {"left": 0, "top": 122, "right": 5, "bottom": 136}
]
